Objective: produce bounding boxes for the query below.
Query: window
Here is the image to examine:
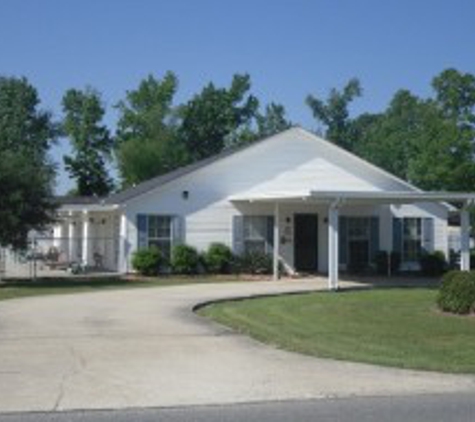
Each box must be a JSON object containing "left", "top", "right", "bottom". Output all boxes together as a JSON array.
[
  {"left": 147, "top": 215, "right": 172, "bottom": 259},
  {"left": 243, "top": 216, "right": 273, "bottom": 254},
  {"left": 402, "top": 218, "right": 422, "bottom": 262},
  {"left": 347, "top": 218, "right": 370, "bottom": 241}
]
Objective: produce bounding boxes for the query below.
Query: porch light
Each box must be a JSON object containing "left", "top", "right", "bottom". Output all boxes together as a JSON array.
[{"left": 182, "top": 190, "right": 189, "bottom": 200}]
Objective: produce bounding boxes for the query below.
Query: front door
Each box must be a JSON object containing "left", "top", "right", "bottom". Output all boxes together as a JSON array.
[{"left": 294, "top": 214, "right": 318, "bottom": 272}]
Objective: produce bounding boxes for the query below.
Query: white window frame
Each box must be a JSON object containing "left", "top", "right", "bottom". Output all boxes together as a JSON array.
[
  {"left": 243, "top": 216, "right": 272, "bottom": 255},
  {"left": 147, "top": 215, "right": 172, "bottom": 260},
  {"left": 402, "top": 217, "right": 423, "bottom": 263}
]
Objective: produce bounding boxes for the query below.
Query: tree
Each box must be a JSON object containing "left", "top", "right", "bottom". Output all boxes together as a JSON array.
[
  {"left": 306, "top": 78, "right": 362, "bottom": 149},
  {"left": 0, "top": 77, "right": 55, "bottom": 160},
  {"left": 256, "top": 102, "right": 292, "bottom": 138},
  {"left": 179, "top": 74, "right": 259, "bottom": 161},
  {"left": 352, "top": 87, "right": 475, "bottom": 191},
  {"left": 0, "top": 152, "right": 56, "bottom": 249},
  {"left": 115, "top": 72, "right": 186, "bottom": 187},
  {"left": 62, "top": 88, "right": 114, "bottom": 196},
  {"left": 352, "top": 90, "right": 423, "bottom": 180},
  {"left": 0, "top": 76, "right": 56, "bottom": 248},
  {"left": 432, "top": 68, "right": 475, "bottom": 127}
]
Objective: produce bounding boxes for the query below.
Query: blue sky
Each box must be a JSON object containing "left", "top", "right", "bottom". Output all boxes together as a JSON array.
[{"left": 1, "top": 0, "right": 474, "bottom": 193}]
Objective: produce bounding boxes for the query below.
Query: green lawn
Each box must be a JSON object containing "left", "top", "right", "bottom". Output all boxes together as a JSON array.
[
  {"left": 199, "top": 288, "right": 475, "bottom": 373},
  {"left": 0, "top": 275, "right": 239, "bottom": 302}
]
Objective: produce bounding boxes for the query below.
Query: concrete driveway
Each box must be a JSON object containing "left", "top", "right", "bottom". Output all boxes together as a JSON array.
[{"left": 0, "top": 279, "right": 474, "bottom": 413}]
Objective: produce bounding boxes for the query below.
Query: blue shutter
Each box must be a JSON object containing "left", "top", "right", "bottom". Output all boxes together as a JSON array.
[
  {"left": 172, "top": 215, "right": 185, "bottom": 247},
  {"left": 392, "top": 218, "right": 402, "bottom": 253},
  {"left": 370, "top": 217, "right": 380, "bottom": 262},
  {"left": 137, "top": 214, "right": 148, "bottom": 250},
  {"left": 339, "top": 216, "right": 348, "bottom": 264},
  {"left": 422, "top": 218, "right": 434, "bottom": 253},
  {"left": 266, "top": 216, "right": 275, "bottom": 254},
  {"left": 232, "top": 215, "right": 244, "bottom": 255}
]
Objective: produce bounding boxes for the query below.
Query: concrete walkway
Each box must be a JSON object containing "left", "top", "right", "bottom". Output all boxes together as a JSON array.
[{"left": 0, "top": 279, "right": 474, "bottom": 413}]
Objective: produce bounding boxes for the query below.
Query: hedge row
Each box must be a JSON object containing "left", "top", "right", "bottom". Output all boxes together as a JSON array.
[{"left": 131, "top": 243, "right": 274, "bottom": 276}]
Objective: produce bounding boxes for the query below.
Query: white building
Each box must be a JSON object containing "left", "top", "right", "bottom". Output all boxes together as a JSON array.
[{"left": 53, "top": 127, "right": 475, "bottom": 288}]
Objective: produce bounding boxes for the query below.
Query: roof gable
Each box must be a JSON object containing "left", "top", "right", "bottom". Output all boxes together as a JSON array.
[{"left": 104, "top": 126, "right": 420, "bottom": 205}]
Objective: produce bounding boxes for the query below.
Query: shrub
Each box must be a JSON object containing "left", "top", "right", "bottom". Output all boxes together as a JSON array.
[
  {"left": 419, "top": 250, "right": 447, "bottom": 276},
  {"left": 374, "top": 251, "right": 401, "bottom": 275},
  {"left": 437, "top": 270, "right": 475, "bottom": 314},
  {"left": 132, "top": 247, "right": 163, "bottom": 276},
  {"left": 204, "top": 243, "right": 233, "bottom": 274},
  {"left": 233, "top": 251, "right": 273, "bottom": 275},
  {"left": 171, "top": 244, "right": 200, "bottom": 274}
]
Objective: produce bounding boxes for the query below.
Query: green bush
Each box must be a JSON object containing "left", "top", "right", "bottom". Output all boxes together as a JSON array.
[
  {"left": 419, "top": 250, "right": 447, "bottom": 276},
  {"left": 204, "top": 243, "right": 233, "bottom": 274},
  {"left": 171, "top": 244, "right": 200, "bottom": 274},
  {"left": 374, "top": 251, "right": 401, "bottom": 275},
  {"left": 132, "top": 247, "right": 163, "bottom": 276},
  {"left": 233, "top": 251, "right": 273, "bottom": 275},
  {"left": 437, "top": 270, "right": 475, "bottom": 314}
]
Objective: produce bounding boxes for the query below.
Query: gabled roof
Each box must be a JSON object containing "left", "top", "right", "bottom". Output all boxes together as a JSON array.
[{"left": 58, "top": 127, "right": 460, "bottom": 208}]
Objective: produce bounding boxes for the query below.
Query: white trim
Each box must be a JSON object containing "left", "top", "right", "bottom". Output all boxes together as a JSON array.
[
  {"left": 59, "top": 204, "right": 119, "bottom": 213},
  {"left": 231, "top": 191, "right": 475, "bottom": 205},
  {"left": 460, "top": 209, "right": 471, "bottom": 271},
  {"left": 273, "top": 203, "right": 280, "bottom": 281}
]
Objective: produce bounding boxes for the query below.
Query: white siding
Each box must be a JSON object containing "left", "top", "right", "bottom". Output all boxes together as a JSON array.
[{"left": 121, "top": 128, "right": 449, "bottom": 272}]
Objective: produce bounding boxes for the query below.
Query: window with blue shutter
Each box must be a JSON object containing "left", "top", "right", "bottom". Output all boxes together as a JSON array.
[
  {"left": 237, "top": 215, "right": 275, "bottom": 255},
  {"left": 136, "top": 214, "right": 177, "bottom": 260}
]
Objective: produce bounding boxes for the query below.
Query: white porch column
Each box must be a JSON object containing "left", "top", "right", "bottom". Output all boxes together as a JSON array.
[
  {"left": 52, "top": 221, "right": 64, "bottom": 249},
  {"left": 68, "top": 211, "right": 76, "bottom": 262},
  {"left": 460, "top": 207, "right": 470, "bottom": 271},
  {"left": 273, "top": 203, "right": 280, "bottom": 281},
  {"left": 118, "top": 211, "right": 128, "bottom": 274},
  {"left": 328, "top": 201, "right": 340, "bottom": 290},
  {"left": 82, "top": 211, "right": 90, "bottom": 267}
]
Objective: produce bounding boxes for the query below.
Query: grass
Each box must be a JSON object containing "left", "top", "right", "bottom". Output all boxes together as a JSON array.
[
  {"left": 199, "top": 288, "right": 475, "bottom": 373},
  {"left": 0, "top": 275, "right": 241, "bottom": 302}
]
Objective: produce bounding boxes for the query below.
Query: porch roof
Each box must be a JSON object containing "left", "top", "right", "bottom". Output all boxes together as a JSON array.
[{"left": 230, "top": 190, "right": 475, "bottom": 206}]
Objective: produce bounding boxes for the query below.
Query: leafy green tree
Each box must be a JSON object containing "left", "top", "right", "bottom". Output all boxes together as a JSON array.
[
  {"left": 62, "top": 88, "right": 114, "bottom": 196},
  {"left": 179, "top": 74, "right": 259, "bottom": 161},
  {"left": 352, "top": 87, "right": 475, "bottom": 191},
  {"left": 0, "top": 76, "right": 56, "bottom": 248},
  {"left": 306, "top": 78, "right": 362, "bottom": 149},
  {"left": 256, "top": 102, "right": 292, "bottom": 138},
  {"left": 432, "top": 68, "right": 475, "bottom": 127},
  {"left": 115, "top": 72, "right": 187, "bottom": 187},
  {"left": 352, "top": 90, "right": 423, "bottom": 180},
  {"left": 0, "top": 77, "right": 55, "bottom": 159}
]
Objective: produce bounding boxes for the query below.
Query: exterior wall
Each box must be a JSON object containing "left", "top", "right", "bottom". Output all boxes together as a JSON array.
[
  {"left": 117, "top": 129, "right": 449, "bottom": 273},
  {"left": 123, "top": 187, "right": 448, "bottom": 275}
]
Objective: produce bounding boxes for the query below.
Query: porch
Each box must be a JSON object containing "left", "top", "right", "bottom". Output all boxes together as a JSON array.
[
  {"left": 232, "top": 190, "right": 475, "bottom": 289},
  {"left": 1, "top": 206, "right": 123, "bottom": 279}
]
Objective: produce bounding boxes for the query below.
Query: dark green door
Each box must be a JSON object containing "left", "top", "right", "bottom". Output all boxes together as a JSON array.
[{"left": 294, "top": 214, "right": 318, "bottom": 272}]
